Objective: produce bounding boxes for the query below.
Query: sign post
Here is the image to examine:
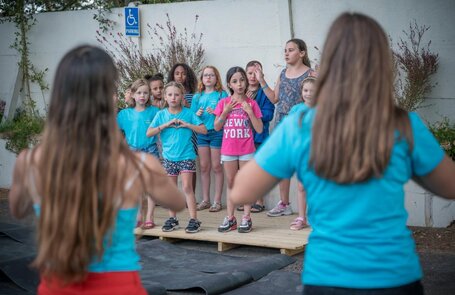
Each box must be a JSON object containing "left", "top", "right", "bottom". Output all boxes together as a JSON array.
[{"left": 125, "top": 7, "right": 140, "bottom": 37}]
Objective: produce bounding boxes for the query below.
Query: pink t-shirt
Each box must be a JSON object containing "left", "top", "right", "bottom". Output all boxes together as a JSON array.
[{"left": 214, "top": 96, "right": 263, "bottom": 156}]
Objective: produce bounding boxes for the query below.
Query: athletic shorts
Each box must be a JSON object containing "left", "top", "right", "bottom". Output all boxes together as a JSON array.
[{"left": 162, "top": 159, "right": 197, "bottom": 176}]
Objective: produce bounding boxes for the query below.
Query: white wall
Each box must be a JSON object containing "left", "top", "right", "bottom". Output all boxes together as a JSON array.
[{"left": 0, "top": 0, "right": 454, "bottom": 226}]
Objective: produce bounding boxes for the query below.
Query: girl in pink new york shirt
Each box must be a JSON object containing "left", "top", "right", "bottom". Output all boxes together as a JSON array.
[{"left": 214, "top": 66, "right": 263, "bottom": 233}]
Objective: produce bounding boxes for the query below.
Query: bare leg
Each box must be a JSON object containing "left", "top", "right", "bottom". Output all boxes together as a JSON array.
[
  {"left": 240, "top": 160, "right": 252, "bottom": 217},
  {"left": 181, "top": 172, "right": 197, "bottom": 220},
  {"left": 223, "top": 160, "right": 239, "bottom": 217},
  {"left": 145, "top": 195, "right": 155, "bottom": 223},
  {"left": 168, "top": 176, "right": 178, "bottom": 218},
  {"left": 211, "top": 148, "right": 224, "bottom": 204},
  {"left": 198, "top": 147, "right": 211, "bottom": 203},
  {"left": 297, "top": 182, "right": 307, "bottom": 220},
  {"left": 279, "top": 179, "right": 291, "bottom": 204}
]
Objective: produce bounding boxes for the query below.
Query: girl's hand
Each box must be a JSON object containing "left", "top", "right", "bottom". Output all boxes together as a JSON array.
[
  {"left": 223, "top": 100, "right": 237, "bottom": 114},
  {"left": 166, "top": 118, "right": 178, "bottom": 128},
  {"left": 176, "top": 119, "right": 189, "bottom": 128},
  {"left": 206, "top": 106, "right": 214, "bottom": 115},
  {"left": 254, "top": 63, "right": 265, "bottom": 82},
  {"left": 242, "top": 101, "right": 253, "bottom": 114},
  {"left": 196, "top": 107, "right": 204, "bottom": 116}
]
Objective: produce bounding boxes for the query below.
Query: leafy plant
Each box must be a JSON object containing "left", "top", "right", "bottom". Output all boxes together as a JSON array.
[
  {"left": 0, "top": 108, "right": 45, "bottom": 154},
  {"left": 392, "top": 21, "right": 439, "bottom": 111},
  {"left": 429, "top": 118, "right": 455, "bottom": 161}
]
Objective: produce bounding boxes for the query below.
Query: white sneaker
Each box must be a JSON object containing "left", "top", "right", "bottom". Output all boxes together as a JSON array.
[{"left": 267, "top": 201, "right": 293, "bottom": 217}]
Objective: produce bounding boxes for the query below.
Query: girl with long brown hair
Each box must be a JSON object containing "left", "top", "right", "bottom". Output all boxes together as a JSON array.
[
  {"left": 230, "top": 13, "right": 455, "bottom": 294},
  {"left": 9, "top": 45, "right": 186, "bottom": 294}
]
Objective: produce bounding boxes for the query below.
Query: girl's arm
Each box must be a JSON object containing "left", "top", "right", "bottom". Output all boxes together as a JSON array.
[
  {"left": 268, "top": 76, "right": 280, "bottom": 104},
  {"left": 9, "top": 151, "right": 33, "bottom": 219},
  {"left": 413, "top": 155, "right": 455, "bottom": 199},
  {"left": 255, "top": 66, "right": 277, "bottom": 104},
  {"left": 141, "top": 153, "right": 186, "bottom": 211},
  {"left": 231, "top": 159, "right": 280, "bottom": 205},
  {"left": 146, "top": 119, "right": 176, "bottom": 137}
]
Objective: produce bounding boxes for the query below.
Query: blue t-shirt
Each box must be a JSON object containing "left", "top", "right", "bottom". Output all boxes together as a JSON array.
[
  {"left": 117, "top": 107, "right": 159, "bottom": 149},
  {"left": 256, "top": 109, "right": 444, "bottom": 288},
  {"left": 191, "top": 90, "right": 228, "bottom": 130},
  {"left": 150, "top": 107, "right": 203, "bottom": 161}
]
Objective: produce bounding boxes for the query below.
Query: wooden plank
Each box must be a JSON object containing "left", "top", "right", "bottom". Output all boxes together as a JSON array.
[
  {"left": 218, "top": 242, "right": 239, "bottom": 252},
  {"left": 137, "top": 207, "right": 309, "bottom": 255}
]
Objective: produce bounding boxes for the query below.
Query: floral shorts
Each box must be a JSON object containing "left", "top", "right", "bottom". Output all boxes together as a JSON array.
[{"left": 162, "top": 159, "right": 196, "bottom": 176}]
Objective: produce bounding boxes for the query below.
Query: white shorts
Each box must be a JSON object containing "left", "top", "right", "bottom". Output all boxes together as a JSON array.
[{"left": 220, "top": 153, "right": 255, "bottom": 163}]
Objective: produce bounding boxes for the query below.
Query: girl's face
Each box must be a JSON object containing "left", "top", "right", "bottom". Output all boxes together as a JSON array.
[
  {"left": 246, "top": 66, "right": 258, "bottom": 87},
  {"left": 164, "top": 86, "right": 183, "bottom": 108},
  {"left": 284, "top": 42, "right": 304, "bottom": 65},
  {"left": 228, "top": 72, "right": 247, "bottom": 96},
  {"left": 202, "top": 68, "right": 217, "bottom": 88},
  {"left": 150, "top": 80, "right": 164, "bottom": 100},
  {"left": 302, "top": 82, "right": 315, "bottom": 107},
  {"left": 174, "top": 66, "right": 187, "bottom": 84},
  {"left": 132, "top": 85, "right": 149, "bottom": 107}
]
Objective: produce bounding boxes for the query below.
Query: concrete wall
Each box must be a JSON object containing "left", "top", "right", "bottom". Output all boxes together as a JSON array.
[{"left": 0, "top": 0, "right": 454, "bottom": 226}]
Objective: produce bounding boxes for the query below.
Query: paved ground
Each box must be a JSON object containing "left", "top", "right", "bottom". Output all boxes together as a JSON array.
[{"left": 1, "top": 188, "right": 454, "bottom": 294}]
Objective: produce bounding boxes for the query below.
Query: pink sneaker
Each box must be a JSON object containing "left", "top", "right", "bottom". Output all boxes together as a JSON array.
[{"left": 290, "top": 217, "right": 308, "bottom": 230}]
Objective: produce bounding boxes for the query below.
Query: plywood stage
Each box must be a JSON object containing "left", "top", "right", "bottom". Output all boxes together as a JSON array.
[{"left": 135, "top": 207, "right": 310, "bottom": 256}]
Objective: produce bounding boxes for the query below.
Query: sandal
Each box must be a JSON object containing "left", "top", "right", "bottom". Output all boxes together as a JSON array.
[
  {"left": 135, "top": 220, "right": 143, "bottom": 228},
  {"left": 197, "top": 200, "right": 211, "bottom": 211},
  {"left": 251, "top": 204, "right": 265, "bottom": 213},
  {"left": 209, "top": 202, "right": 222, "bottom": 212},
  {"left": 236, "top": 205, "right": 244, "bottom": 211},
  {"left": 142, "top": 221, "right": 155, "bottom": 230},
  {"left": 290, "top": 217, "right": 308, "bottom": 230}
]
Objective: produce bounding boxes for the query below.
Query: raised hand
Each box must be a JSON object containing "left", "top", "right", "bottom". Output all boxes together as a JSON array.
[{"left": 254, "top": 63, "right": 265, "bottom": 82}]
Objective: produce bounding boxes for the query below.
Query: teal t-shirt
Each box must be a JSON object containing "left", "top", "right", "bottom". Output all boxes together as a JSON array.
[
  {"left": 33, "top": 204, "right": 140, "bottom": 272},
  {"left": 190, "top": 90, "right": 228, "bottom": 130},
  {"left": 256, "top": 109, "right": 444, "bottom": 288},
  {"left": 150, "top": 107, "right": 203, "bottom": 161},
  {"left": 117, "top": 106, "right": 159, "bottom": 149}
]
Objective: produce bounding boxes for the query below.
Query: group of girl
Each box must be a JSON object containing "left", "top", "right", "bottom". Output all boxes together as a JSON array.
[
  {"left": 117, "top": 37, "right": 317, "bottom": 234},
  {"left": 10, "top": 12, "right": 455, "bottom": 295}
]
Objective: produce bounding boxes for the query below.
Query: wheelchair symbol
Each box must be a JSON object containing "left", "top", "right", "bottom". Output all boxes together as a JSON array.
[{"left": 126, "top": 9, "right": 137, "bottom": 26}]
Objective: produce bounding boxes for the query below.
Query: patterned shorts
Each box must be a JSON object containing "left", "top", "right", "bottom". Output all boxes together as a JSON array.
[{"left": 162, "top": 159, "right": 197, "bottom": 176}]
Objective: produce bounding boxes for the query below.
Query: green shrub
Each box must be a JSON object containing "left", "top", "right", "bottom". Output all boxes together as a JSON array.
[
  {"left": 429, "top": 118, "right": 455, "bottom": 161},
  {"left": 0, "top": 109, "right": 45, "bottom": 154}
]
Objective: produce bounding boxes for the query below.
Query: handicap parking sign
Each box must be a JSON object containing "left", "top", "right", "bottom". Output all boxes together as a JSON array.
[{"left": 125, "top": 7, "right": 140, "bottom": 37}]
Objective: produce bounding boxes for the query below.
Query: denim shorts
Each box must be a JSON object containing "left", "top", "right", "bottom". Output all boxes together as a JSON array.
[
  {"left": 220, "top": 153, "right": 255, "bottom": 162},
  {"left": 131, "top": 143, "right": 159, "bottom": 159},
  {"left": 162, "top": 159, "right": 196, "bottom": 176},
  {"left": 197, "top": 129, "right": 223, "bottom": 149}
]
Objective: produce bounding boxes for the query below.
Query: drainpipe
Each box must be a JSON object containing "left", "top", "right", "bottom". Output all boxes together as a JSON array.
[
  {"left": 424, "top": 192, "right": 434, "bottom": 227},
  {"left": 288, "top": 0, "right": 295, "bottom": 39}
]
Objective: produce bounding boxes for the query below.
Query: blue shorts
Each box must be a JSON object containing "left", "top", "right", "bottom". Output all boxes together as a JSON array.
[
  {"left": 197, "top": 129, "right": 223, "bottom": 149},
  {"left": 162, "top": 159, "right": 197, "bottom": 176},
  {"left": 220, "top": 153, "right": 255, "bottom": 162},
  {"left": 131, "top": 143, "right": 159, "bottom": 159}
]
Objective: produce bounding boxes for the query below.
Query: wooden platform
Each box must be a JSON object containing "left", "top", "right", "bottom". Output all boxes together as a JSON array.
[{"left": 135, "top": 207, "right": 310, "bottom": 256}]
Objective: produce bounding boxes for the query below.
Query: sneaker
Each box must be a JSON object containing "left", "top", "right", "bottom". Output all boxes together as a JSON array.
[
  {"left": 185, "top": 218, "right": 201, "bottom": 233},
  {"left": 290, "top": 217, "right": 308, "bottom": 230},
  {"left": 267, "top": 201, "right": 293, "bottom": 217},
  {"left": 162, "top": 217, "right": 179, "bottom": 232},
  {"left": 238, "top": 215, "right": 253, "bottom": 233},
  {"left": 218, "top": 216, "right": 237, "bottom": 232}
]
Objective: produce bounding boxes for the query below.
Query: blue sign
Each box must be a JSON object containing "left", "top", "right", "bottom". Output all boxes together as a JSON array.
[{"left": 125, "top": 7, "right": 140, "bottom": 37}]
